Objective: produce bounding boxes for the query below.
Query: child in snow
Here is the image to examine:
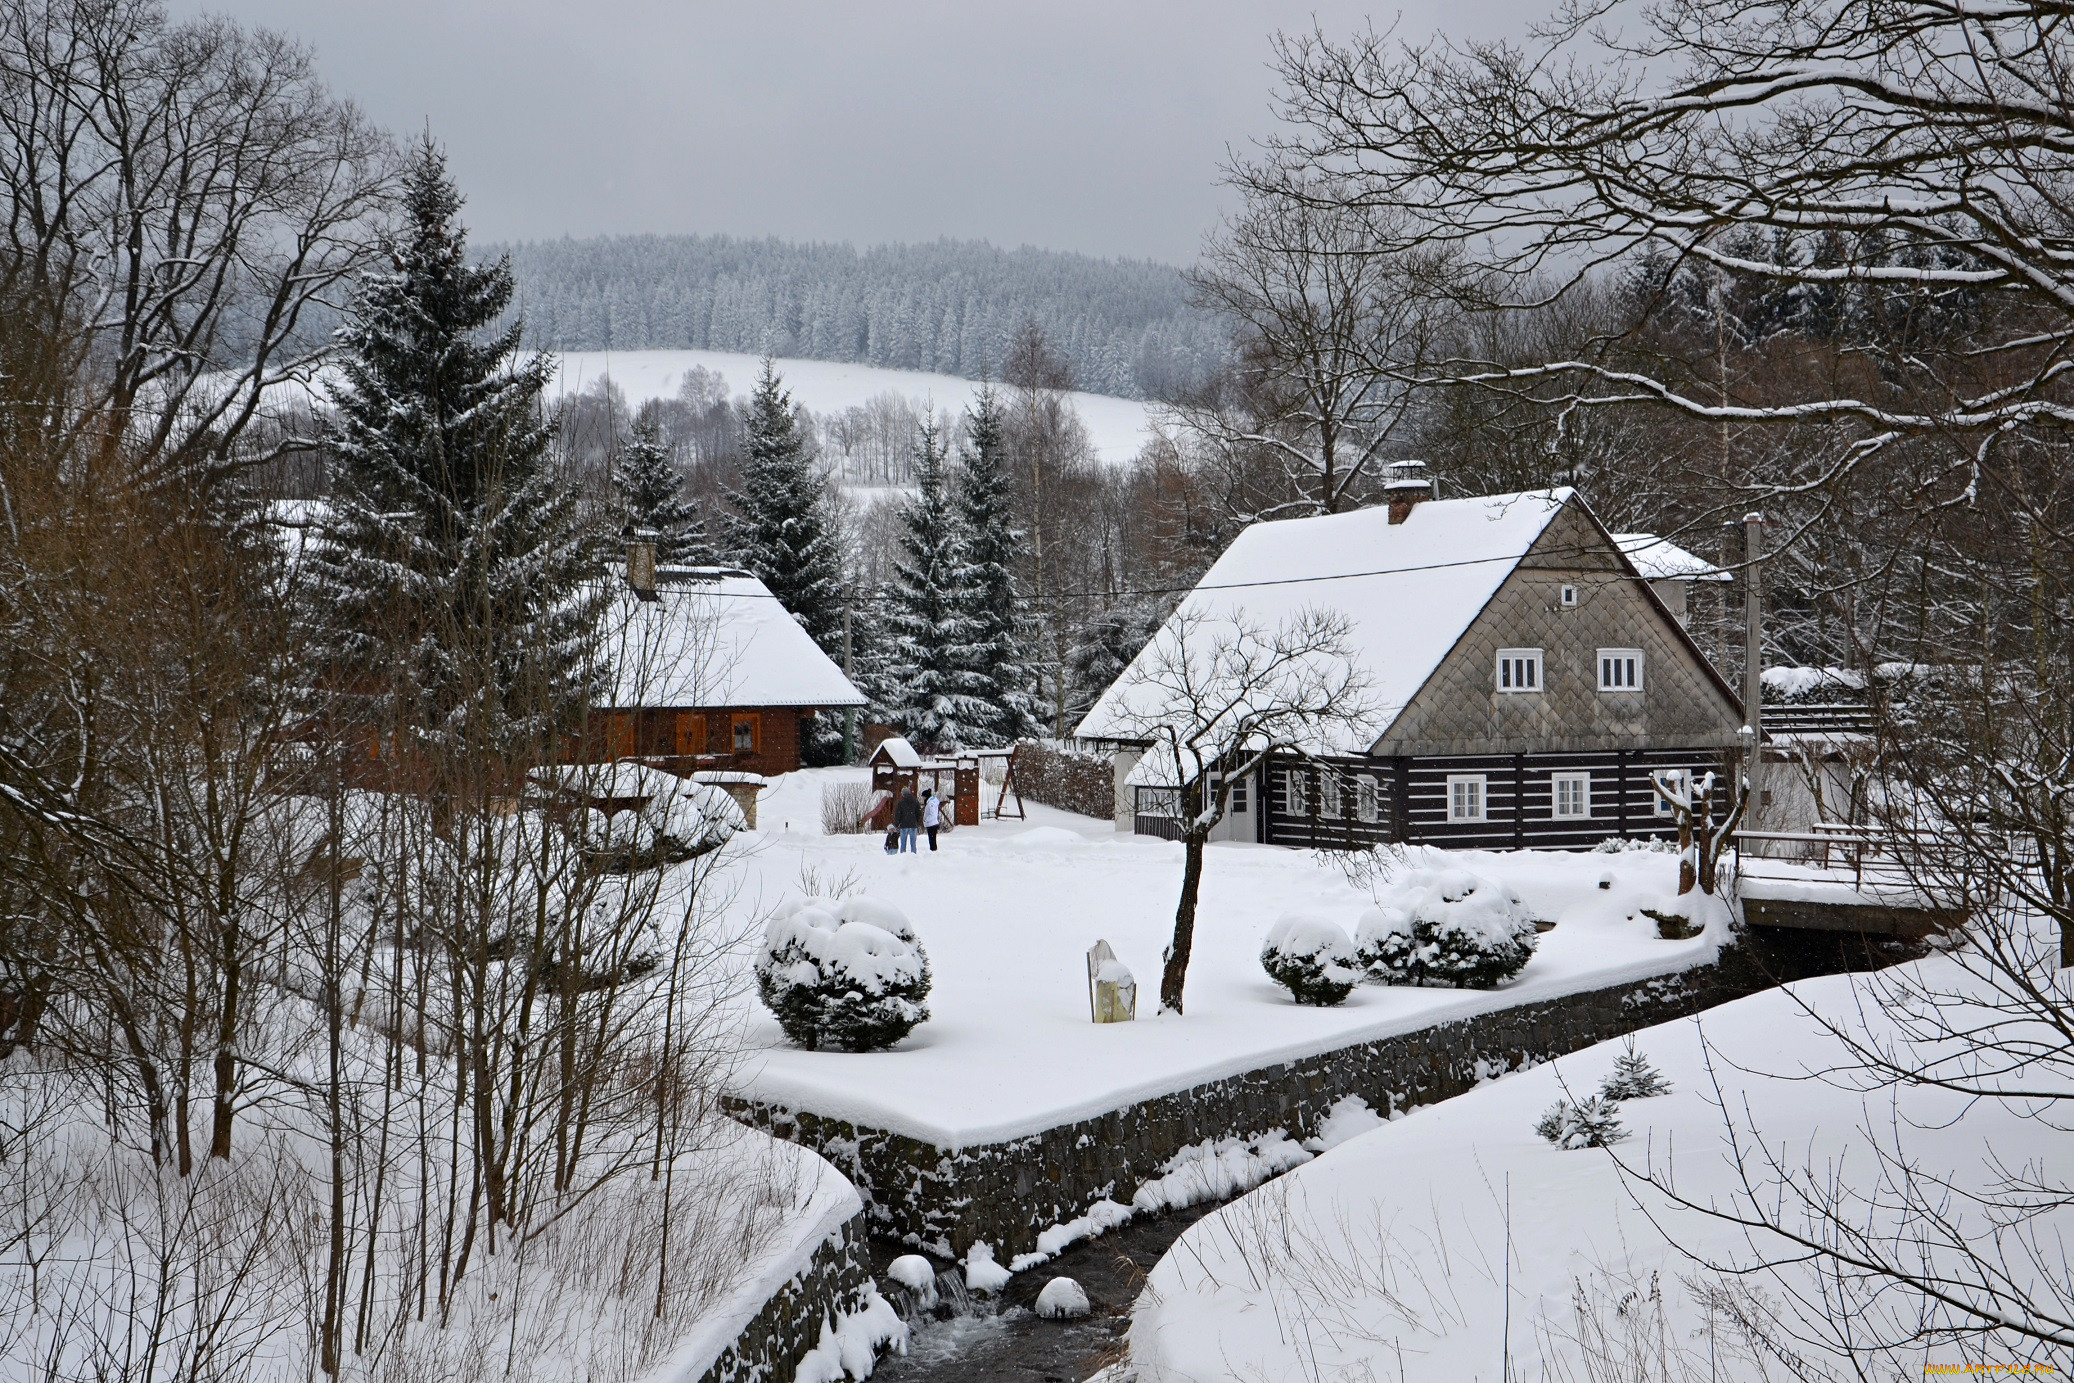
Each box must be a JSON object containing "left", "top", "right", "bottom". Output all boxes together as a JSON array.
[
  {"left": 894, "top": 787, "right": 921, "bottom": 854},
  {"left": 922, "top": 789, "right": 943, "bottom": 850}
]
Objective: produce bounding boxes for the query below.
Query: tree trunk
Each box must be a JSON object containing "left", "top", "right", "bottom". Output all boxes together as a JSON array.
[{"left": 1160, "top": 834, "right": 1208, "bottom": 1014}]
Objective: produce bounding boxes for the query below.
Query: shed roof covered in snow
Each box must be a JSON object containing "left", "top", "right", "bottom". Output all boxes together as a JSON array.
[
  {"left": 599, "top": 567, "right": 866, "bottom": 711},
  {"left": 1613, "top": 533, "right": 1732, "bottom": 583},
  {"left": 1076, "top": 489, "right": 1742, "bottom": 758}
]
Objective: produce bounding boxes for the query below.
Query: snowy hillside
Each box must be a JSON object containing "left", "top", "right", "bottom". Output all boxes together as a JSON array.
[{"left": 547, "top": 349, "right": 1158, "bottom": 466}]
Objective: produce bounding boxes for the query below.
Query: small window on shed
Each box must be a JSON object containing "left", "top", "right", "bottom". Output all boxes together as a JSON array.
[
  {"left": 1496, "top": 648, "right": 1543, "bottom": 693},
  {"left": 1447, "top": 774, "right": 1488, "bottom": 823},
  {"left": 1598, "top": 648, "right": 1644, "bottom": 691}
]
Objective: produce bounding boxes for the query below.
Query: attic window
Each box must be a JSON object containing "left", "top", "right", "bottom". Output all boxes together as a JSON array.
[
  {"left": 1496, "top": 648, "right": 1543, "bottom": 693},
  {"left": 1560, "top": 585, "right": 1578, "bottom": 607},
  {"left": 1598, "top": 649, "right": 1644, "bottom": 691}
]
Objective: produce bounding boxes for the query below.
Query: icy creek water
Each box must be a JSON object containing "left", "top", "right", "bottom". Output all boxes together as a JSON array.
[{"left": 866, "top": 1204, "right": 1217, "bottom": 1383}]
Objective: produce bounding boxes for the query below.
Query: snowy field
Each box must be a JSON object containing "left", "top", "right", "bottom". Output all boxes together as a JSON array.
[
  {"left": 1126, "top": 951, "right": 2073, "bottom": 1380},
  {"left": 723, "top": 770, "right": 1726, "bottom": 1146},
  {"left": 548, "top": 349, "right": 1158, "bottom": 465}
]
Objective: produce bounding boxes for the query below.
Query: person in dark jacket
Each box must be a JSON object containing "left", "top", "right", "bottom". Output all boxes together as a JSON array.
[{"left": 894, "top": 787, "right": 922, "bottom": 854}]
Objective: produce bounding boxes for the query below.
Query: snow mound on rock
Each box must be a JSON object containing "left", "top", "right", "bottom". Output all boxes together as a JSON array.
[
  {"left": 963, "top": 1241, "right": 1012, "bottom": 1294},
  {"left": 1035, "top": 1276, "right": 1092, "bottom": 1320}
]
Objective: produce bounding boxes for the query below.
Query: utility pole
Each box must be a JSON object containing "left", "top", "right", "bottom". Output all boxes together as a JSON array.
[
  {"left": 1742, "top": 512, "right": 1765, "bottom": 813},
  {"left": 842, "top": 598, "right": 856, "bottom": 764}
]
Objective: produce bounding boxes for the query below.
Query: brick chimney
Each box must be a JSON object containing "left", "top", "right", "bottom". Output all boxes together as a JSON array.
[{"left": 1383, "top": 460, "right": 1435, "bottom": 524}]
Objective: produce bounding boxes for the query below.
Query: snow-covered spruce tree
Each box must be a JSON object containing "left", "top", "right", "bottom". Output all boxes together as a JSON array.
[
  {"left": 724, "top": 359, "right": 848, "bottom": 762},
  {"left": 953, "top": 387, "right": 1041, "bottom": 745},
  {"left": 1535, "top": 1096, "right": 1629, "bottom": 1150},
  {"left": 879, "top": 419, "right": 990, "bottom": 749},
  {"left": 1599, "top": 1038, "right": 1673, "bottom": 1101},
  {"left": 308, "top": 137, "right": 603, "bottom": 759},
  {"left": 614, "top": 410, "right": 706, "bottom": 563},
  {"left": 725, "top": 359, "right": 843, "bottom": 650}
]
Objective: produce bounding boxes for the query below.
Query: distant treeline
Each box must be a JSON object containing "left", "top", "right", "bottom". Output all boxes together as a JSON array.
[{"left": 490, "top": 234, "right": 1229, "bottom": 400}]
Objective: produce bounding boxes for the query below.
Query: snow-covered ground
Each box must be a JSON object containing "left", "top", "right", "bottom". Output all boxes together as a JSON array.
[
  {"left": 1126, "top": 952, "right": 2073, "bottom": 1379},
  {"left": 548, "top": 349, "right": 1157, "bottom": 465},
  {"left": 725, "top": 769, "right": 1725, "bottom": 1146}
]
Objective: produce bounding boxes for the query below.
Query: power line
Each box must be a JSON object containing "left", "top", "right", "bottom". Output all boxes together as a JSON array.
[{"left": 649, "top": 539, "right": 1638, "bottom": 608}]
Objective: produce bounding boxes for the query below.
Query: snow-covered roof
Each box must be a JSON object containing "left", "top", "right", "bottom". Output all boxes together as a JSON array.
[
  {"left": 1076, "top": 489, "right": 1581, "bottom": 752},
  {"left": 1614, "top": 533, "right": 1732, "bottom": 583},
  {"left": 870, "top": 736, "right": 923, "bottom": 768},
  {"left": 1761, "top": 665, "right": 1867, "bottom": 700},
  {"left": 598, "top": 567, "right": 866, "bottom": 710}
]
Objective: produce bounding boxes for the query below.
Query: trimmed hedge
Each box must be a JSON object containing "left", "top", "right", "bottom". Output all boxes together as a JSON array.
[{"left": 1012, "top": 740, "right": 1114, "bottom": 820}]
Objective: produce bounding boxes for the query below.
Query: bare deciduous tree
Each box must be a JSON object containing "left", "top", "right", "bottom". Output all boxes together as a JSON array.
[{"left": 1106, "top": 607, "right": 1373, "bottom": 1013}]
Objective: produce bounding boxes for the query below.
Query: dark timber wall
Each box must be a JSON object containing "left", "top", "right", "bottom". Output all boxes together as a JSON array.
[{"left": 731, "top": 929, "right": 1910, "bottom": 1263}]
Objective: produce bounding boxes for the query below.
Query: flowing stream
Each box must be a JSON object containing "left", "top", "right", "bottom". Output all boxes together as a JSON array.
[{"left": 866, "top": 1204, "right": 1217, "bottom": 1383}]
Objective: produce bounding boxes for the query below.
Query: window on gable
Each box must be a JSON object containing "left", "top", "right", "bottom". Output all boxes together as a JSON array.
[
  {"left": 1355, "top": 775, "right": 1381, "bottom": 824},
  {"left": 1496, "top": 648, "right": 1543, "bottom": 693},
  {"left": 1560, "top": 584, "right": 1578, "bottom": 607},
  {"left": 1598, "top": 648, "right": 1644, "bottom": 692},
  {"left": 1447, "top": 774, "right": 1488, "bottom": 823},
  {"left": 1552, "top": 771, "right": 1591, "bottom": 820}
]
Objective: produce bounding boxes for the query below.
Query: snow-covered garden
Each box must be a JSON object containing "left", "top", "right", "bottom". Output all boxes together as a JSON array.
[{"left": 730, "top": 769, "right": 1726, "bottom": 1147}]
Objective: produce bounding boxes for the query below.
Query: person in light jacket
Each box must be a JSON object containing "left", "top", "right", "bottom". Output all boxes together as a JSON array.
[
  {"left": 894, "top": 786, "right": 921, "bottom": 854},
  {"left": 922, "top": 788, "right": 944, "bottom": 851}
]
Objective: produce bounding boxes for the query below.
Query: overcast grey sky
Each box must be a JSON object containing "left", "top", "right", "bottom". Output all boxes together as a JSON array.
[{"left": 170, "top": 2, "right": 1529, "bottom": 264}]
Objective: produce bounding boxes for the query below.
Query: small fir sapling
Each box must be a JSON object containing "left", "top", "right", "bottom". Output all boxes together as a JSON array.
[
  {"left": 1599, "top": 1038, "right": 1673, "bottom": 1100},
  {"left": 1535, "top": 1096, "right": 1630, "bottom": 1150},
  {"left": 1260, "top": 913, "right": 1362, "bottom": 1006},
  {"left": 755, "top": 897, "right": 931, "bottom": 1051},
  {"left": 1357, "top": 869, "right": 1539, "bottom": 989}
]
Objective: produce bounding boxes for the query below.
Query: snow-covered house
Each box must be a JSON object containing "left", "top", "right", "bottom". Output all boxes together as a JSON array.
[
  {"left": 1075, "top": 485, "right": 1747, "bottom": 850},
  {"left": 576, "top": 559, "right": 866, "bottom": 778}
]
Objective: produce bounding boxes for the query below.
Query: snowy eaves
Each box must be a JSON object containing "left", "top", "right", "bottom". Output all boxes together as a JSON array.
[{"left": 1613, "top": 533, "right": 1732, "bottom": 583}]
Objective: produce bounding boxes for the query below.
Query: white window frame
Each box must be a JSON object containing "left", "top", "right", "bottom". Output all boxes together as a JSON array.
[
  {"left": 1560, "top": 584, "right": 1578, "bottom": 607},
  {"left": 1652, "top": 768, "right": 1688, "bottom": 817},
  {"left": 1447, "top": 774, "right": 1488, "bottom": 823},
  {"left": 1597, "top": 648, "right": 1645, "bottom": 692},
  {"left": 1355, "top": 775, "right": 1381, "bottom": 824},
  {"left": 1319, "top": 770, "right": 1343, "bottom": 819},
  {"left": 1496, "top": 647, "right": 1543, "bottom": 693},
  {"left": 1284, "top": 767, "right": 1310, "bottom": 816},
  {"left": 1551, "top": 771, "right": 1592, "bottom": 820}
]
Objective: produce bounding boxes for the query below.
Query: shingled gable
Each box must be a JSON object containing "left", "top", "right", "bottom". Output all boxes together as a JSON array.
[{"left": 1372, "top": 494, "right": 1744, "bottom": 756}]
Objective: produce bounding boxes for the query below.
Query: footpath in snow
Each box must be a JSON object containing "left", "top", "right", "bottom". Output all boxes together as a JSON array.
[{"left": 727, "top": 770, "right": 1723, "bottom": 1148}]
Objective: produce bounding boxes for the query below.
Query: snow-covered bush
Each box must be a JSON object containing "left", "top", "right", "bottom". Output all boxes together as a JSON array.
[
  {"left": 755, "top": 897, "right": 931, "bottom": 1051},
  {"left": 580, "top": 774, "right": 743, "bottom": 872},
  {"left": 1599, "top": 1039, "right": 1673, "bottom": 1100},
  {"left": 1355, "top": 868, "right": 1538, "bottom": 989},
  {"left": 1259, "top": 912, "right": 1361, "bottom": 1006},
  {"left": 1535, "top": 1095, "right": 1629, "bottom": 1149}
]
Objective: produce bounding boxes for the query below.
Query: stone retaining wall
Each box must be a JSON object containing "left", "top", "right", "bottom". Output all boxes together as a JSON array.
[
  {"left": 733, "top": 928, "right": 1911, "bottom": 1262},
  {"left": 695, "top": 1206, "right": 875, "bottom": 1383}
]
